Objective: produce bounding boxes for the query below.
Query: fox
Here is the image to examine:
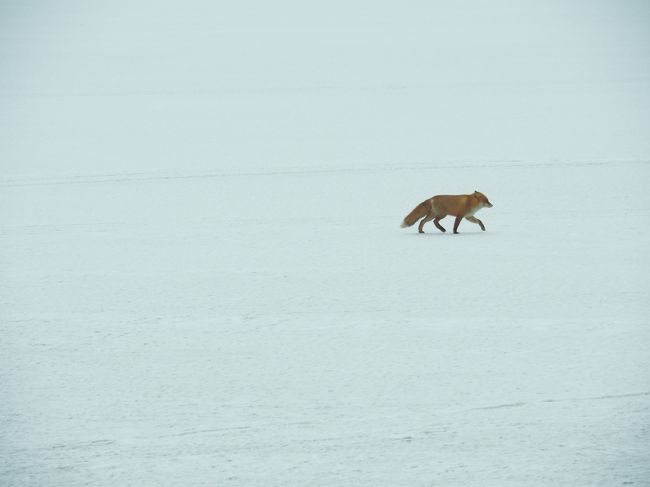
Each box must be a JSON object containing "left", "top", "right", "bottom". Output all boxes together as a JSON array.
[{"left": 400, "top": 191, "right": 493, "bottom": 234}]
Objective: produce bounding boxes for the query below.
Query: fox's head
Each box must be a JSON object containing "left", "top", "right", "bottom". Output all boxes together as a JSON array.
[{"left": 473, "top": 191, "right": 493, "bottom": 208}]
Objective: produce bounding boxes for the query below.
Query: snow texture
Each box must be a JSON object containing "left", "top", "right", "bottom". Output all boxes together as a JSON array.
[{"left": 2, "top": 1, "right": 650, "bottom": 486}]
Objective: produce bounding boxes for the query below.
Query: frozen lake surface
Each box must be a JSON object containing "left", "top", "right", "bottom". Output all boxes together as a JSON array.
[
  {"left": 2, "top": 160, "right": 649, "bottom": 486},
  {"left": 1, "top": 1, "right": 649, "bottom": 485}
]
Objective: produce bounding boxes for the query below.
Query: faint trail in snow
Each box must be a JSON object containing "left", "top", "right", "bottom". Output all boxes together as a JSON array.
[
  {"left": 164, "top": 426, "right": 253, "bottom": 438},
  {"left": 1, "top": 160, "right": 649, "bottom": 188},
  {"left": 471, "top": 402, "right": 526, "bottom": 410},
  {"left": 49, "top": 439, "right": 115, "bottom": 450},
  {"left": 470, "top": 391, "right": 650, "bottom": 412},
  {"left": 153, "top": 420, "right": 319, "bottom": 439},
  {"left": 541, "top": 391, "right": 650, "bottom": 403},
  {"left": 1, "top": 76, "right": 647, "bottom": 99}
]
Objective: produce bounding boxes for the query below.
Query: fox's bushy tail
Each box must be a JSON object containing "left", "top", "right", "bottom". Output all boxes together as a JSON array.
[{"left": 400, "top": 200, "right": 430, "bottom": 228}]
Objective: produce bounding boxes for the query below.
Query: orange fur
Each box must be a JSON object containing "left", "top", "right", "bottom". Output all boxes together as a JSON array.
[
  {"left": 400, "top": 200, "right": 431, "bottom": 228},
  {"left": 400, "top": 191, "right": 493, "bottom": 234}
]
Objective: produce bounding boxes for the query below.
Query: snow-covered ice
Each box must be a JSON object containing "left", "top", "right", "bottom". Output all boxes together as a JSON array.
[
  {"left": 1, "top": 2, "right": 649, "bottom": 486},
  {"left": 3, "top": 160, "right": 650, "bottom": 486}
]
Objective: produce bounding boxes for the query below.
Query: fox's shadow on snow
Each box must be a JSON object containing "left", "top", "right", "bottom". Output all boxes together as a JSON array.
[{"left": 403, "top": 231, "right": 493, "bottom": 237}]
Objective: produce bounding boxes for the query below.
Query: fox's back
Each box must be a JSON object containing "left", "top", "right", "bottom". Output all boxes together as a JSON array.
[{"left": 431, "top": 194, "right": 474, "bottom": 216}]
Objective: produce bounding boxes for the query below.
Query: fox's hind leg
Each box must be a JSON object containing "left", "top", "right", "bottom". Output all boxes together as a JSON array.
[
  {"left": 465, "top": 216, "right": 485, "bottom": 231},
  {"left": 417, "top": 214, "right": 435, "bottom": 233},
  {"left": 434, "top": 216, "right": 446, "bottom": 232}
]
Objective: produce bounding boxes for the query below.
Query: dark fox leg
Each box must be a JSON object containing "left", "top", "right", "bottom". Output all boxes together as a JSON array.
[
  {"left": 418, "top": 213, "right": 435, "bottom": 233},
  {"left": 434, "top": 216, "right": 446, "bottom": 232},
  {"left": 453, "top": 215, "right": 463, "bottom": 234},
  {"left": 465, "top": 216, "right": 485, "bottom": 231}
]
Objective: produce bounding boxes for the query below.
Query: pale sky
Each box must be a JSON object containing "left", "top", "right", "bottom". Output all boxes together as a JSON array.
[{"left": 1, "top": 1, "right": 649, "bottom": 177}]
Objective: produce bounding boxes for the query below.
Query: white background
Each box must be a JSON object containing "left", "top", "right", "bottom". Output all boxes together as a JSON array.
[{"left": 2, "top": 1, "right": 649, "bottom": 485}]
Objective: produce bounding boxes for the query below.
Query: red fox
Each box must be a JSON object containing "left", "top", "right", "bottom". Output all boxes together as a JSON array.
[{"left": 400, "top": 191, "right": 493, "bottom": 234}]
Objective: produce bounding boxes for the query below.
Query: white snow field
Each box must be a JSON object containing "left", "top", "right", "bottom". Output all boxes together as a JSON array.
[{"left": 2, "top": 2, "right": 650, "bottom": 486}]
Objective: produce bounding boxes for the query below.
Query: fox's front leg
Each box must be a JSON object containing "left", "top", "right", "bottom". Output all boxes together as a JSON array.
[
  {"left": 453, "top": 215, "right": 463, "bottom": 234},
  {"left": 465, "top": 216, "right": 485, "bottom": 231}
]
